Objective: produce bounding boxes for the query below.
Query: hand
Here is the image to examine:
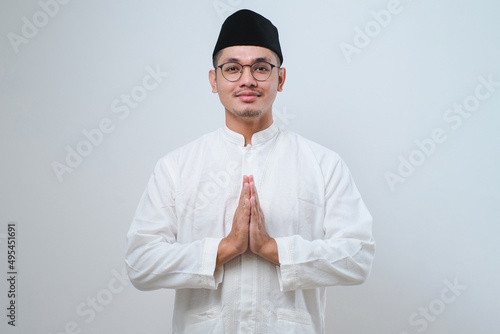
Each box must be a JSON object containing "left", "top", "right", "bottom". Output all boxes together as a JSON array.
[
  {"left": 248, "top": 175, "right": 279, "bottom": 265},
  {"left": 216, "top": 175, "right": 251, "bottom": 267}
]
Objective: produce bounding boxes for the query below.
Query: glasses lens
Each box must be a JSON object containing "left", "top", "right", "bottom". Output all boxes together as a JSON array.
[
  {"left": 220, "top": 62, "right": 274, "bottom": 81},
  {"left": 251, "top": 62, "right": 273, "bottom": 81},
  {"left": 221, "top": 63, "right": 243, "bottom": 81}
]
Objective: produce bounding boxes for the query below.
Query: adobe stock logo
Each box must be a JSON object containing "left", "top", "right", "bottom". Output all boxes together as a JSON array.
[
  {"left": 192, "top": 160, "right": 240, "bottom": 211},
  {"left": 213, "top": 0, "right": 244, "bottom": 21},
  {"left": 51, "top": 65, "right": 169, "bottom": 183},
  {"left": 273, "top": 106, "right": 295, "bottom": 130},
  {"left": 338, "top": 0, "right": 432, "bottom": 63},
  {"left": 398, "top": 278, "right": 466, "bottom": 334},
  {"left": 7, "top": 0, "right": 72, "bottom": 54},
  {"left": 48, "top": 266, "right": 130, "bottom": 334},
  {"left": 385, "top": 74, "right": 499, "bottom": 192},
  {"left": 339, "top": 0, "right": 403, "bottom": 63}
]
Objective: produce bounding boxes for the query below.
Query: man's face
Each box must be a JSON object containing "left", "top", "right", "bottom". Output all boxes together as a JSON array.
[{"left": 209, "top": 45, "right": 285, "bottom": 120}]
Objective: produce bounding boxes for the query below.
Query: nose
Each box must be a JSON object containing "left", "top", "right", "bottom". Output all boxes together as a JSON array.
[{"left": 239, "top": 65, "right": 257, "bottom": 86}]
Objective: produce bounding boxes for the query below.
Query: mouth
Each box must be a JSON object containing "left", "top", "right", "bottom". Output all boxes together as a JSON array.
[{"left": 235, "top": 90, "right": 261, "bottom": 103}]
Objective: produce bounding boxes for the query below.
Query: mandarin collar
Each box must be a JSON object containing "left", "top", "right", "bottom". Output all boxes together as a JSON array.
[{"left": 222, "top": 122, "right": 280, "bottom": 147}]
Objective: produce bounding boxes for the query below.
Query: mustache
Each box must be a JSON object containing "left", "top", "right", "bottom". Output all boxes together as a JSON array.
[{"left": 234, "top": 89, "right": 263, "bottom": 96}]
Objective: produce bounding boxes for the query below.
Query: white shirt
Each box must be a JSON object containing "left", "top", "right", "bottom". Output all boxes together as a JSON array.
[{"left": 125, "top": 123, "right": 375, "bottom": 334}]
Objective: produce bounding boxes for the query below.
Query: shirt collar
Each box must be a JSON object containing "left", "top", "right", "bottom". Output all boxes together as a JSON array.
[{"left": 222, "top": 122, "right": 280, "bottom": 146}]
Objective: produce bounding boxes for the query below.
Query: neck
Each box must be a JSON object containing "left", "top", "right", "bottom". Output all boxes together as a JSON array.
[{"left": 225, "top": 110, "right": 273, "bottom": 146}]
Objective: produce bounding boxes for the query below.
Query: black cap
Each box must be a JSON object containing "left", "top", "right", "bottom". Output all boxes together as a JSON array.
[{"left": 212, "top": 9, "right": 283, "bottom": 65}]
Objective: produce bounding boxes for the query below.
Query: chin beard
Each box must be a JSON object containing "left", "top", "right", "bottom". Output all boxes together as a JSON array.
[{"left": 230, "top": 108, "right": 262, "bottom": 119}]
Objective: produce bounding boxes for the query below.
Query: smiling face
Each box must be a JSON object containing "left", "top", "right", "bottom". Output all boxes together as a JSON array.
[{"left": 209, "top": 45, "right": 286, "bottom": 123}]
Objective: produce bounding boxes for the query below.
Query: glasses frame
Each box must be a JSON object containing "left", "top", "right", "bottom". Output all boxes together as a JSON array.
[{"left": 217, "top": 61, "right": 277, "bottom": 82}]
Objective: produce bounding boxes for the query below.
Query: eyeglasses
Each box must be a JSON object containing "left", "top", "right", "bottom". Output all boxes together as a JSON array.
[{"left": 217, "top": 61, "right": 277, "bottom": 82}]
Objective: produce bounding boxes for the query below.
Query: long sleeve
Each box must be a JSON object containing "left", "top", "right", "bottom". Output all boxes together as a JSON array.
[
  {"left": 125, "top": 158, "right": 224, "bottom": 291},
  {"left": 275, "top": 154, "right": 375, "bottom": 291}
]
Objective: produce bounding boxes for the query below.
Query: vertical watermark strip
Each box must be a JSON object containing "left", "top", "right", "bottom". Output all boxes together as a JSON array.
[{"left": 6, "top": 222, "right": 18, "bottom": 326}]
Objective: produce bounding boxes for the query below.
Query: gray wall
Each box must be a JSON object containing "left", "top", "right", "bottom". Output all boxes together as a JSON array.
[{"left": 1, "top": 0, "right": 499, "bottom": 333}]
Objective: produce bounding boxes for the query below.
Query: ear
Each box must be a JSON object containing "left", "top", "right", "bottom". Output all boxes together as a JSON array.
[
  {"left": 277, "top": 67, "right": 286, "bottom": 92},
  {"left": 209, "top": 69, "right": 218, "bottom": 93}
]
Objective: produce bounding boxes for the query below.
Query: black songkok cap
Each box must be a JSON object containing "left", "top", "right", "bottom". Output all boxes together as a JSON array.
[{"left": 212, "top": 9, "right": 283, "bottom": 65}]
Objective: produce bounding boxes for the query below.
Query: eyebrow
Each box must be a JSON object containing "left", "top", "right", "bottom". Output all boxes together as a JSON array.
[{"left": 223, "top": 57, "right": 273, "bottom": 64}]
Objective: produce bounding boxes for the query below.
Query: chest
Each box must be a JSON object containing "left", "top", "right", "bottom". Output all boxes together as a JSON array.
[{"left": 173, "top": 147, "right": 326, "bottom": 242}]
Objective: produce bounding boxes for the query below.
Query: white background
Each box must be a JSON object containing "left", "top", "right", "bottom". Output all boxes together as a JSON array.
[{"left": 1, "top": 0, "right": 499, "bottom": 333}]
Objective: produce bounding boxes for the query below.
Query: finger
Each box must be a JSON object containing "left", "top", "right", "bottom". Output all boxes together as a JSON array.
[
  {"left": 239, "top": 175, "right": 249, "bottom": 204},
  {"left": 245, "top": 198, "right": 251, "bottom": 215},
  {"left": 248, "top": 196, "right": 254, "bottom": 223},
  {"left": 244, "top": 183, "right": 250, "bottom": 203},
  {"left": 250, "top": 196, "right": 257, "bottom": 218},
  {"left": 243, "top": 175, "right": 250, "bottom": 200},
  {"left": 250, "top": 180, "right": 260, "bottom": 207},
  {"left": 239, "top": 176, "right": 246, "bottom": 196},
  {"left": 249, "top": 180, "right": 254, "bottom": 199}
]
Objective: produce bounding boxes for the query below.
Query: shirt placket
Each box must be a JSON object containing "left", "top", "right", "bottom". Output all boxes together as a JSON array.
[{"left": 239, "top": 144, "right": 259, "bottom": 333}]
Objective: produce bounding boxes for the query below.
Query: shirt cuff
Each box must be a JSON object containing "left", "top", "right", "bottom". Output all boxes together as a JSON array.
[
  {"left": 201, "top": 237, "right": 224, "bottom": 289},
  {"left": 275, "top": 236, "right": 297, "bottom": 291}
]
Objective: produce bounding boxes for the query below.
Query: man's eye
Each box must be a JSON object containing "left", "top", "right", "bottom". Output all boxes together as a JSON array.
[
  {"left": 254, "top": 65, "right": 270, "bottom": 72},
  {"left": 224, "top": 65, "right": 240, "bottom": 72}
]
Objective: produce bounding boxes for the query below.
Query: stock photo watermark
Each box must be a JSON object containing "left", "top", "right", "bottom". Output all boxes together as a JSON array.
[
  {"left": 51, "top": 65, "right": 169, "bottom": 183},
  {"left": 398, "top": 277, "right": 467, "bottom": 333},
  {"left": 193, "top": 160, "right": 240, "bottom": 211},
  {"left": 385, "top": 73, "right": 499, "bottom": 192},
  {"left": 339, "top": 0, "right": 419, "bottom": 63},
  {"left": 213, "top": 0, "right": 245, "bottom": 21},
  {"left": 4, "top": 222, "right": 18, "bottom": 327},
  {"left": 7, "top": 0, "right": 72, "bottom": 54},
  {"left": 47, "top": 266, "right": 130, "bottom": 334},
  {"left": 273, "top": 106, "right": 295, "bottom": 130}
]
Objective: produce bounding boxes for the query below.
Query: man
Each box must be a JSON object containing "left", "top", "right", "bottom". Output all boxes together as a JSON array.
[{"left": 125, "top": 9, "right": 375, "bottom": 334}]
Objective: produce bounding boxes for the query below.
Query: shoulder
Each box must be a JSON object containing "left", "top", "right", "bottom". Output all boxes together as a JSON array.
[
  {"left": 281, "top": 130, "right": 359, "bottom": 196},
  {"left": 279, "top": 129, "right": 343, "bottom": 168}
]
